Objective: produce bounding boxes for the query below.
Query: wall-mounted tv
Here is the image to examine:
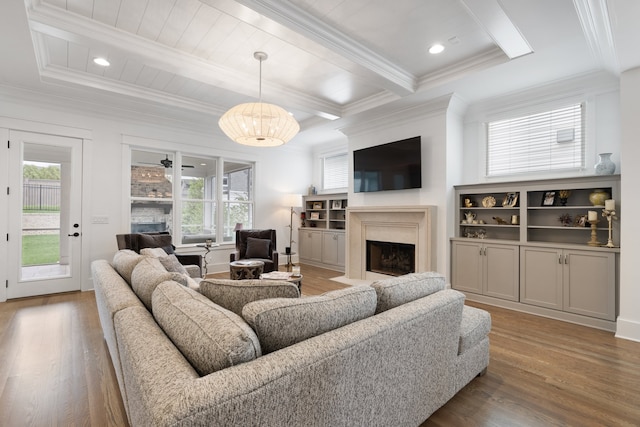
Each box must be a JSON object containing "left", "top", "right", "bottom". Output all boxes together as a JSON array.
[{"left": 353, "top": 136, "right": 422, "bottom": 193}]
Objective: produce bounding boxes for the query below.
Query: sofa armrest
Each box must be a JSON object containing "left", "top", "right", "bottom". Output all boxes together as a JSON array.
[{"left": 271, "top": 250, "right": 278, "bottom": 266}]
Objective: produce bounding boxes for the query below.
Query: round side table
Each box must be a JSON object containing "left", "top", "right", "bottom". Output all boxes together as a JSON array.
[{"left": 229, "top": 260, "right": 264, "bottom": 280}]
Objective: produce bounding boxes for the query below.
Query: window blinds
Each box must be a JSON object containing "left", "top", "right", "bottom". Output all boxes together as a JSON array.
[
  {"left": 323, "top": 153, "right": 348, "bottom": 190},
  {"left": 487, "top": 103, "right": 584, "bottom": 176}
]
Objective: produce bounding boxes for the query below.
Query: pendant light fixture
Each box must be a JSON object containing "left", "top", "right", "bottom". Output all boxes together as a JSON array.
[{"left": 218, "top": 52, "right": 300, "bottom": 147}]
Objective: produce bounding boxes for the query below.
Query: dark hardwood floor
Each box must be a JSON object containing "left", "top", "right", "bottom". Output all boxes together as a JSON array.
[{"left": 1, "top": 264, "right": 638, "bottom": 426}]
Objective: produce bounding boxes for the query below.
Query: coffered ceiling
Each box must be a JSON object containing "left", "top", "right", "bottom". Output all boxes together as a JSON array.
[{"left": 1, "top": 0, "right": 639, "bottom": 146}]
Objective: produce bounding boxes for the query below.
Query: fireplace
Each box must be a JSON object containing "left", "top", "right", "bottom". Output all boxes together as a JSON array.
[
  {"left": 366, "top": 240, "right": 415, "bottom": 276},
  {"left": 346, "top": 206, "right": 435, "bottom": 280}
]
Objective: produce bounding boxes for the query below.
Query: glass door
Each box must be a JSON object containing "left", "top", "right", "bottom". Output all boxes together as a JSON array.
[{"left": 7, "top": 131, "right": 83, "bottom": 299}]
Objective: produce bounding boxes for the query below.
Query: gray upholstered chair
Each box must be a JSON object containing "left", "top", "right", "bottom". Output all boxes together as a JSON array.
[
  {"left": 116, "top": 232, "right": 203, "bottom": 277},
  {"left": 230, "top": 229, "right": 278, "bottom": 272}
]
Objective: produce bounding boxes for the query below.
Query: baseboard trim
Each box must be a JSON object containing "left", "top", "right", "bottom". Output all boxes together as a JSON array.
[{"left": 615, "top": 317, "right": 640, "bottom": 342}]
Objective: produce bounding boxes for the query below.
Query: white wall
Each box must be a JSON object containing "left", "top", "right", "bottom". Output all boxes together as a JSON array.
[
  {"left": 461, "top": 72, "right": 621, "bottom": 184},
  {"left": 618, "top": 67, "right": 640, "bottom": 342},
  {"left": 0, "top": 90, "right": 313, "bottom": 296},
  {"left": 341, "top": 95, "right": 453, "bottom": 276}
]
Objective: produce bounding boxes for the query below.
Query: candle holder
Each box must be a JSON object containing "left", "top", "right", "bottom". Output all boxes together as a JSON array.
[
  {"left": 587, "top": 219, "right": 601, "bottom": 247},
  {"left": 601, "top": 209, "right": 617, "bottom": 248}
]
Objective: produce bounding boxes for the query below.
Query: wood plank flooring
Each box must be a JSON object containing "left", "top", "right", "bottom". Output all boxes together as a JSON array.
[{"left": 0, "top": 264, "right": 638, "bottom": 426}]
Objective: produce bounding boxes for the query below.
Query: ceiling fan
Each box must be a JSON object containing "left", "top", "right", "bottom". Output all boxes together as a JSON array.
[{"left": 140, "top": 155, "right": 195, "bottom": 169}]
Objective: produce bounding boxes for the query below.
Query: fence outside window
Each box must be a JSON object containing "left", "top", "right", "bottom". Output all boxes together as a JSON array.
[{"left": 23, "top": 183, "right": 61, "bottom": 211}]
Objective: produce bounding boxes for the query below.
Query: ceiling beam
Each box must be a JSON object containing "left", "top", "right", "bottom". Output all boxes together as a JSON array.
[
  {"left": 26, "top": 1, "right": 342, "bottom": 120},
  {"left": 229, "top": 0, "right": 417, "bottom": 96},
  {"left": 460, "top": 0, "right": 533, "bottom": 59}
]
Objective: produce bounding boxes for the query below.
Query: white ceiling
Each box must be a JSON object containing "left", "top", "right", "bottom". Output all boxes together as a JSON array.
[{"left": 1, "top": 0, "right": 638, "bottom": 147}]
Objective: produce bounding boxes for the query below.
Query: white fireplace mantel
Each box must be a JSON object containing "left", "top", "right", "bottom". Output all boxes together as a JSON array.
[{"left": 345, "top": 206, "right": 436, "bottom": 280}]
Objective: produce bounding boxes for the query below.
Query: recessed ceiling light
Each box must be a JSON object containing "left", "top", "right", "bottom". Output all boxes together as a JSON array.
[
  {"left": 428, "top": 44, "right": 445, "bottom": 54},
  {"left": 93, "top": 57, "right": 110, "bottom": 67}
]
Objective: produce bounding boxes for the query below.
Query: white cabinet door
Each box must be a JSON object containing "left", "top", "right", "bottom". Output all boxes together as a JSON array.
[
  {"left": 322, "top": 232, "right": 345, "bottom": 267},
  {"left": 300, "top": 230, "right": 322, "bottom": 262},
  {"left": 563, "top": 250, "right": 615, "bottom": 320},
  {"left": 484, "top": 243, "right": 520, "bottom": 301},
  {"left": 451, "top": 241, "right": 483, "bottom": 294},
  {"left": 520, "top": 246, "right": 563, "bottom": 310}
]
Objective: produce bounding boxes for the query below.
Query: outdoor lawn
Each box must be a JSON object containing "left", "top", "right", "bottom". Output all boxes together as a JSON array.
[{"left": 22, "top": 234, "right": 60, "bottom": 266}]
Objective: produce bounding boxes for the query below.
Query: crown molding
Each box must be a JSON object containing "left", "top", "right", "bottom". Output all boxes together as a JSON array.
[{"left": 573, "top": 0, "right": 619, "bottom": 74}]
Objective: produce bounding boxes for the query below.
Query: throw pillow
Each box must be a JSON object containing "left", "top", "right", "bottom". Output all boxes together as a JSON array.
[
  {"left": 371, "top": 272, "right": 446, "bottom": 314},
  {"left": 242, "top": 285, "right": 377, "bottom": 354},
  {"left": 141, "top": 247, "right": 169, "bottom": 258},
  {"left": 245, "top": 237, "right": 271, "bottom": 259},
  {"left": 199, "top": 279, "right": 300, "bottom": 316},
  {"left": 152, "top": 281, "right": 261, "bottom": 376},
  {"left": 112, "top": 249, "right": 143, "bottom": 285},
  {"left": 158, "top": 254, "right": 188, "bottom": 275}
]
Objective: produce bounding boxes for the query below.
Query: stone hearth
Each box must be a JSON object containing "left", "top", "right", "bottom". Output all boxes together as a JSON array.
[{"left": 345, "top": 206, "right": 435, "bottom": 280}]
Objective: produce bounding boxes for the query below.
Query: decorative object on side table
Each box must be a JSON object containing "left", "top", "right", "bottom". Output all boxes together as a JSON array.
[
  {"left": 558, "top": 190, "right": 571, "bottom": 206},
  {"left": 595, "top": 152, "right": 616, "bottom": 175},
  {"left": 602, "top": 199, "right": 617, "bottom": 248},
  {"left": 589, "top": 189, "right": 610, "bottom": 207},
  {"left": 558, "top": 213, "right": 572, "bottom": 227}
]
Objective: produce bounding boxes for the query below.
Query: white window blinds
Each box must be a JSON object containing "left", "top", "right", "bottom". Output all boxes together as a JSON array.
[
  {"left": 486, "top": 103, "right": 584, "bottom": 176},
  {"left": 323, "top": 153, "right": 348, "bottom": 190}
]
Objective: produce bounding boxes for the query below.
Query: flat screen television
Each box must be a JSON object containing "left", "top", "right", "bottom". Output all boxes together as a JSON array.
[{"left": 353, "top": 136, "right": 422, "bottom": 193}]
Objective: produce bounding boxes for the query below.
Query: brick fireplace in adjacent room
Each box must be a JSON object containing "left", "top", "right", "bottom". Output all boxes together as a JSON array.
[{"left": 346, "top": 206, "right": 435, "bottom": 280}]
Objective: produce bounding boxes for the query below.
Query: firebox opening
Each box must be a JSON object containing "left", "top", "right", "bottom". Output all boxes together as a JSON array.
[{"left": 366, "top": 240, "right": 415, "bottom": 277}]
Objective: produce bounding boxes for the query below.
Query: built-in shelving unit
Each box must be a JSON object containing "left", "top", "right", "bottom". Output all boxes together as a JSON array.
[
  {"left": 300, "top": 193, "right": 347, "bottom": 271},
  {"left": 451, "top": 175, "right": 620, "bottom": 331}
]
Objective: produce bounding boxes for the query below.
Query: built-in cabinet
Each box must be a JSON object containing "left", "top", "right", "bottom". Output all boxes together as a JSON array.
[
  {"left": 451, "top": 175, "right": 620, "bottom": 330},
  {"left": 520, "top": 246, "right": 615, "bottom": 320},
  {"left": 451, "top": 241, "right": 519, "bottom": 301},
  {"left": 299, "top": 193, "right": 347, "bottom": 271}
]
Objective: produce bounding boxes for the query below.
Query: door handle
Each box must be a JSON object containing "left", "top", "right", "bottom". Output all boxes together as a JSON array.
[{"left": 68, "top": 232, "right": 80, "bottom": 237}]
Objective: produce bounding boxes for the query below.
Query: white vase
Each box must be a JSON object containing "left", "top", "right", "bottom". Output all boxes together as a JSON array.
[{"left": 595, "top": 153, "right": 615, "bottom": 175}]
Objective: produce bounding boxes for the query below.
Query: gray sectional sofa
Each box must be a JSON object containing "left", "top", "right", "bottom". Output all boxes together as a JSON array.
[{"left": 92, "top": 249, "right": 491, "bottom": 426}]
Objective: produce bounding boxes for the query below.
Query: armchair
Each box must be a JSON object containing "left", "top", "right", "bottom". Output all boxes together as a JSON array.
[
  {"left": 116, "top": 232, "right": 203, "bottom": 278},
  {"left": 230, "top": 229, "right": 278, "bottom": 272}
]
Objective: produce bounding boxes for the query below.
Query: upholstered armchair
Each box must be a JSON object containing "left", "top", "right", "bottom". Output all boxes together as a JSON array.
[
  {"left": 230, "top": 229, "right": 278, "bottom": 272},
  {"left": 116, "top": 232, "right": 203, "bottom": 278}
]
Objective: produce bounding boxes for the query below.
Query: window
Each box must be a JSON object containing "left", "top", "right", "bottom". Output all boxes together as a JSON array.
[
  {"left": 323, "top": 153, "right": 348, "bottom": 190},
  {"left": 486, "top": 103, "right": 584, "bottom": 177},
  {"left": 130, "top": 150, "right": 253, "bottom": 245}
]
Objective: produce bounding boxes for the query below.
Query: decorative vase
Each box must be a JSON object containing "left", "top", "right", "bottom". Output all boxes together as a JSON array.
[
  {"left": 595, "top": 153, "right": 615, "bottom": 175},
  {"left": 589, "top": 189, "right": 610, "bottom": 207}
]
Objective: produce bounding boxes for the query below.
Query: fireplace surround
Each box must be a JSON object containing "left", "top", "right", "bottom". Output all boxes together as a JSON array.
[{"left": 346, "top": 206, "right": 436, "bottom": 280}]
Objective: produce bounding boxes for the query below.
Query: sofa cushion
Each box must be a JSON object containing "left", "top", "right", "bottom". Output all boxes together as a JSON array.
[
  {"left": 245, "top": 237, "right": 271, "bottom": 259},
  {"left": 459, "top": 305, "right": 492, "bottom": 355},
  {"left": 152, "top": 281, "right": 261, "bottom": 376},
  {"left": 242, "top": 285, "right": 377, "bottom": 354},
  {"left": 131, "top": 256, "right": 183, "bottom": 309},
  {"left": 141, "top": 247, "right": 170, "bottom": 258},
  {"left": 112, "top": 249, "right": 144, "bottom": 285},
  {"left": 371, "top": 272, "right": 446, "bottom": 314},
  {"left": 199, "top": 279, "right": 300, "bottom": 316}
]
